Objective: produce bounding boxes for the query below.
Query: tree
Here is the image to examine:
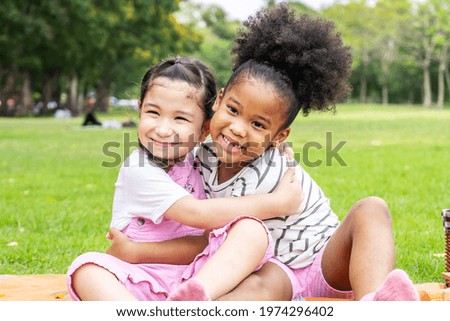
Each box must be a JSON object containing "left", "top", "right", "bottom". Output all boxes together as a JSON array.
[
  {"left": 0, "top": 0, "right": 199, "bottom": 117},
  {"left": 372, "top": 0, "right": 412, "bottom": 105},
  {"left": 177, "top": 2, "right": 239, "bottom": 88},
  {"left": 0, "top": 0, "right": 46, "bottom": 115},
  {"left": 430, "top": 0, "right": 450, "bottom": 108},
  {"left": 405, "top": 1, "right": 442, "bottom": 107},
  {"left": 324, "top": 0, "right": 378, "bottom": 103}
]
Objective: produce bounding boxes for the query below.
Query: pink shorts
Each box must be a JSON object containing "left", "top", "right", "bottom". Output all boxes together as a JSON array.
[
  {"left": 67, "top": 215, "right": 273, "bottom": 300},
  {"left": 269, "top": 245, "right": 354, "bottom": 300}
]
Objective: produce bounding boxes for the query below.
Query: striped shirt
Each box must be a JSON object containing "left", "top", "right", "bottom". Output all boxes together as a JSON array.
[{"left": 197, "top": 140, "right": 340, "bottom": 268}]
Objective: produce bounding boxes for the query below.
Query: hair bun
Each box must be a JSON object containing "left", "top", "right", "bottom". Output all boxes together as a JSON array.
[{"left": 232, "top": 2, "right": 352, "bottom": 114}]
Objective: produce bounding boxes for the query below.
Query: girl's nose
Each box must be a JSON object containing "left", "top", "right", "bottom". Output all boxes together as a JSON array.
[
  {"left": 155, "top": 120, "right": 174, "bottom": 137},
  {"left": 229, "top": 122, "right": 246, "bottom": 138}
]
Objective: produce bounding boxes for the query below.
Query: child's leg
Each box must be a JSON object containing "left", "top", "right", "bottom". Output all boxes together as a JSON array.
[
  {"left": 321, "top": 197, "right": 394, "bottom": 299},
  {"left": 72, "top": 263, "right": 137, "bottom": 301},
  {"left": 321, "top": 196, "right": 418, "bottom": 300},
  {"left": 217, "top": 261, "right": 293, "bottom": 300},
  {"left": 168, "top": 218, "right": 269, "bottom": 301}
]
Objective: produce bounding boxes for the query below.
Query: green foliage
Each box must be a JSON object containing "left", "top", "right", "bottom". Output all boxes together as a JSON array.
[
  {"left": 323, "top": 0, "right": 450, "bottom": 105},
  {"left": 0, "top": 0, "right": 201, "bottom": 114},
  {"left": 0, "top": 105, "right": 449, "bottom": 284},
  {"left": 193, "top": 28, "right": 234, "bottom": 88},
  {"left": 177, "top": 1, "right": 239, "bottom": 88},
  {"left": 2, "top": 0, "right": 450, "bottom": 114}
]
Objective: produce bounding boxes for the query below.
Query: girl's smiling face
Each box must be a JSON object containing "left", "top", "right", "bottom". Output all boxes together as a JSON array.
[
  {"left": 210, "top": 77, "right": 290, "bottom": 179},
  {"left": 138, "top": 77, "right": 208, "bottom": 164}
]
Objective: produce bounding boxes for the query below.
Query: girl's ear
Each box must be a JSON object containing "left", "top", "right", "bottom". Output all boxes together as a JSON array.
[
  {"left": 273, "top": 127, "right": 291, "bottom": 147},
  {"left": 199, "top": 120, "right": 210, "bottom": 142},
  {"left": 212, "top": 88, "right": 225, "bottom": 112},
  {"left": 137, "top": 99, "right": 142, "bottom": 118}
]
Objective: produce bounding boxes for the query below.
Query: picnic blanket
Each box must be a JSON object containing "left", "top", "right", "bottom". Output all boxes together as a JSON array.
[
  {"left": 0, "top": 274, "right": 71, "bottom": 301},
  {"left": 0, "top": 274, "right": 447, "bottom": 301}
]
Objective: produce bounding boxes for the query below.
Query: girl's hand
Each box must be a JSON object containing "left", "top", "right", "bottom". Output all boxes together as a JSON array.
[
  {"left": 106, "top": 228, "right": 138, "bottom": 263},
  {"left": 278, "top": 142, "right": 295, "bottom": 166},
  {"left": 273, "top": 166, "right": 303, "bottom": 215}
]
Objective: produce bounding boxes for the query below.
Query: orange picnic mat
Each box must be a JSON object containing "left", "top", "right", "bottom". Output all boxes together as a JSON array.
[
  {"left": 0, "top": 274, "right": 71, "bottom": 301},
  {"left": 0, "top": 274, "right": 448, "bottom": 301}
]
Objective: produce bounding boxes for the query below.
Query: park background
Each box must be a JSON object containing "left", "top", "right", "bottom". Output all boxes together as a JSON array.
[{"left": 1, "top": 0, "right": 449, "bottom": 285}]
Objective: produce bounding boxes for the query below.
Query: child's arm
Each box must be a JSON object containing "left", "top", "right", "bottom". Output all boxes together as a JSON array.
[
  {"left": 106, "top": 168, "right": 301, "bottom": 265},
  {"left": 165, "top": 166, "right": 302, "bottom": 229},
  {"left": 106, "top": 228, "right": 209, "bottom": 264}
]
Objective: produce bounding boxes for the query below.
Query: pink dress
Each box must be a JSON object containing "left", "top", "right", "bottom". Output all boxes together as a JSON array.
[{"left": 66, "top": 153, "right": 273, "bottom": 300}]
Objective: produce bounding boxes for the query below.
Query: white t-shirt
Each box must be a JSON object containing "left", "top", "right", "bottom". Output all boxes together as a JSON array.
[
  {"left": 197, "top": 140, "right": 340, "bottom": 268},
  {"left": 110, "top": 149, "right": 191, "bottom": 230}
]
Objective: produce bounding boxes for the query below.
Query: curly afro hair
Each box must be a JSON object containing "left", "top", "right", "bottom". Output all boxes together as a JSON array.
[{"left": 229, "top": 2, "right": 352, "bottom": 124}]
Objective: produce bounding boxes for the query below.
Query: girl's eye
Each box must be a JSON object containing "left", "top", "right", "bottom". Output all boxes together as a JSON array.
[
  {"left": 227, "top": 106, "right": 238, "bottom": 114},
  {"left": 252, "top": 121, "right": 265, "bottom": 129},
  {"left": 175, "top": 117, "right": 189, "bottom": 122},
  {"left": 147, "top": 110, "right": 159, "bottom": 116}
]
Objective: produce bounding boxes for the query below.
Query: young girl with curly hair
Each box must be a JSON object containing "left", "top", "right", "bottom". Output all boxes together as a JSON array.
[{"left": 110, "top": 3, "right": 419, "bottom": 301}]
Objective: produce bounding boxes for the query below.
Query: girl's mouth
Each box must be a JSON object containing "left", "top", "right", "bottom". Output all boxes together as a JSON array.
[
  {"left": 150, "top": 139, "right": 180, "bottom": 147},
  {"left": 221, "top": 134, "right": 244, "bottom": 153}
]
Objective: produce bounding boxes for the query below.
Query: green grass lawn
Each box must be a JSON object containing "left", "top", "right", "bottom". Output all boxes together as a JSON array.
[{"left": 1, "top": 104, "right": 449, "bottom": 284}]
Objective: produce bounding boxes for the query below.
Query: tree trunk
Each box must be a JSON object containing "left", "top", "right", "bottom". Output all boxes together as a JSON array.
[
  {"left": 422, "top": 37, "right": 434, "bottom": 108},
  {"left": 68, "top": 74, "right": 79, "bottom": 116},
  {"left": 40, "top": 71, "right": 61, "bottom": 115},
  {"left": 423, "top": 58, "right": 433, "bottom": 108},
  {"left": 437, "top": 43, "right": 448, "bottom": 109},
  {"left": 382, "top": 85, "right": 388, "bottom": 105},
  {"left": 0, "top": 68, "right": 4, "bottom": 99},
  {"left": 381, "top": 58, "right": 389, "bottom": 105},
  {"left": 17, "top": 72, "right": 33, "bottom": 116},
  {"left": 41, "top": 75, "right": 53, "bottom": 115},
  {"left": 1, "top": 66, "right": 17, "bottom": 99},
  {"left": 95, "top": 82, "right": 110, "bottom": 112},
  {"left": 359, "top": 50, "right": 369, "bottom": 104},
  {"left": 54, "top": 71, "right": 62, "bottom": 109},
  {"left": 445, "top": 67, "right": 450, "bottom": 104},
  {"left": 0, "top": 67, "right": 18, "bottom": 116}
]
